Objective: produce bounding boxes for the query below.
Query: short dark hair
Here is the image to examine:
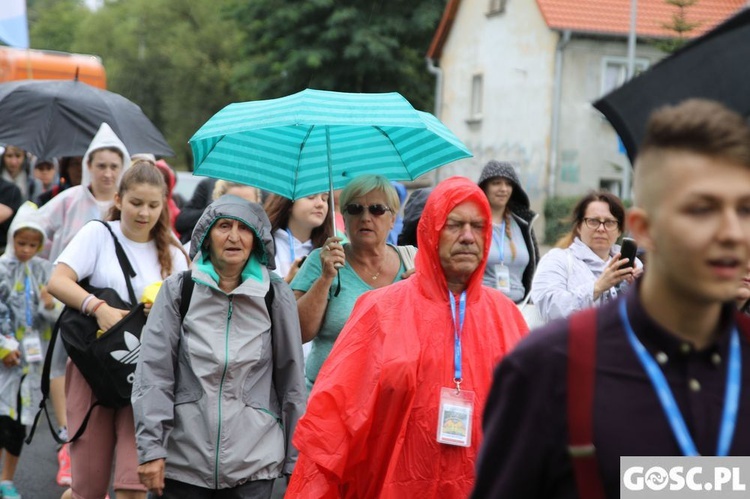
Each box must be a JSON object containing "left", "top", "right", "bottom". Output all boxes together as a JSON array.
[{"left": 638, "top": 99, "right": 750, "bottom": 167}]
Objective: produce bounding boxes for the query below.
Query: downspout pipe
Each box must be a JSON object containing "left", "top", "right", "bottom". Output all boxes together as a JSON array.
[
  {"left": 548, "top": 30, "right": 571, "bottom": 198},
  {"left": 621, "top": 0, "right": 638, "bottom": 200},
  {"left": 426, "top": 57, "right": 444, "bottom": 184}
]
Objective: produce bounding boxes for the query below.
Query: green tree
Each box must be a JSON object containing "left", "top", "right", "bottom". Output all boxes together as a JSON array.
[
  {"left": 72, "top": 0, "right": 243, "bottom": 166},
  {"left": 28, "top": 0, "right": 90, "bottom": 51},
  {"left": 228, "top": 0, "right": 446, "bottom": 112},
  {"left": 656, "top": 0, "right": 701, "bottom": 53}
]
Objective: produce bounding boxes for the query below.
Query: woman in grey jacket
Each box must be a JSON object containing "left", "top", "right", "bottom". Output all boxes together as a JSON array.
[
  {"left": 477, "top": 160, "right": 539, "bottom": 303},
  {"left": 132, "top": 195, "right": 306, "bottom": 498}
]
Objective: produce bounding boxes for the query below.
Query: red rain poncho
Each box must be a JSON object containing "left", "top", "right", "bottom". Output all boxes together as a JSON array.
[{"left": 287, "top": 177, "right": 529, "bottom": 498}]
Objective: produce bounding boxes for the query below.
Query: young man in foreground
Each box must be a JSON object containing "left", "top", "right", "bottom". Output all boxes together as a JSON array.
[{"left": 473, "top": 99, "right": 750, "bottom": 498}]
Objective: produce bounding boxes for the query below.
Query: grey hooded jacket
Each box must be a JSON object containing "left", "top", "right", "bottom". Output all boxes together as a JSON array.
[{"left": 132, "top": 195, "right": 306, "bottom": 489}]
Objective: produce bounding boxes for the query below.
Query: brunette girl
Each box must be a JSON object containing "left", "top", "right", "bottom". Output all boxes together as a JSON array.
[{"left": 48, "top": 161, "right": 189, "bottom": 499}]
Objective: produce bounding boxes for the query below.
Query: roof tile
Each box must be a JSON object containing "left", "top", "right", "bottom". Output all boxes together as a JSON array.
[{"left": 536, "top": 0, "right": 747, "bottom": 37}]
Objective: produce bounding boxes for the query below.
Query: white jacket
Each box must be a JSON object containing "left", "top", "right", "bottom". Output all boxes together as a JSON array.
[{"left": 531, "top": 237, "right": 641, "bottom": 322}]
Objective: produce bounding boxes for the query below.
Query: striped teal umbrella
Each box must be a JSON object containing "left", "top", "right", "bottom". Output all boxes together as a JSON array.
[{"left": 189, "top": 89, "right": 472, "bottom": 204}]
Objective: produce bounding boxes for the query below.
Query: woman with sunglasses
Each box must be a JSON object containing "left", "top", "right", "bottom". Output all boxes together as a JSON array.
[
  {"left": 291, "top": 175, "right": 411, "bottom": 392},
  {"left": 530, "top": 190, "right": 642, "bottom": 322}
]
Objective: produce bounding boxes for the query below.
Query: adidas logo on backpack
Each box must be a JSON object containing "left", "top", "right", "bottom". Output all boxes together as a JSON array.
[{"left": 110, "top": 331, "right": 141, "bottom": 368}]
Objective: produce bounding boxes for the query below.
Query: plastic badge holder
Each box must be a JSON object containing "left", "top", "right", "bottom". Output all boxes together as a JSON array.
[{"left": 436, "top": 386, "right": 475, "bottom": 447}]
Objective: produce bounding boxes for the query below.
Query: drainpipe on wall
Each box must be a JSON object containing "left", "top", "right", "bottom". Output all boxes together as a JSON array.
[
  {"left": 426, "top": 57, "right": 444, "bottom": 184},
  {"left": 621, "top": 0, "right": 638, "bottom": 200},
  {"left": 548, "top": 30, "right": 571, "bottom": 199}
]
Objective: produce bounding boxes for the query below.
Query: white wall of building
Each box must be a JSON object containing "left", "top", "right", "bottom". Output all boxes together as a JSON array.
[
  {"left": 555, "top": 37, "right": 665, "bottom": 197},
  {"left": 434, "top": 0, "right": 557, "bottom": 216}
]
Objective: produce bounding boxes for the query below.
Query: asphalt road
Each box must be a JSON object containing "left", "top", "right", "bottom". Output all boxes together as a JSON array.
[
  {"left": 13, "top": 411, "right": 288, "bottom": 498},
  {"left": 16, "top": 412, "right": 66, "bottom": 499}
]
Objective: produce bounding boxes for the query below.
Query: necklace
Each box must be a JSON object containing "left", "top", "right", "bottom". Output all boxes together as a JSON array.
[
  {"left": 350, "top": 248, "right": 387, "bottom": 280},
  {"left": 366, "top": 256, "right": 385, "bottom": 280}
]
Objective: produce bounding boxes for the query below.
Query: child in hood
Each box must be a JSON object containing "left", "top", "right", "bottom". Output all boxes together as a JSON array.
[{"left": 0, "top": 202, "right": 62, "bottom": 499}]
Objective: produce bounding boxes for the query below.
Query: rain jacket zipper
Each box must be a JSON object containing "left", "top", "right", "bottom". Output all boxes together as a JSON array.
[{"left": 215, "top": 295, "right": 233, "bottom": 487}]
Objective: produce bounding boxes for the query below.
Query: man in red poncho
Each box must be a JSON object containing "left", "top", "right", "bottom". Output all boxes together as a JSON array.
[{"left": 286, "top": 176, "right": 529, "bottom": 498}]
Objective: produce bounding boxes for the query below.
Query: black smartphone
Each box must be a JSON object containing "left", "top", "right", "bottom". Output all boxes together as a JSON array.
[
  {"left": 298, "top": 256, "right": 307, "bottom": 266},
  {"left": 620, "top": 237, "right": 638, "bottom": 268}
]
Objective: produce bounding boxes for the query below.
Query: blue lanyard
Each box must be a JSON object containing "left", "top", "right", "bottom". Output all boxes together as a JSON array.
[
  {"left": 24, "top": 272, "right": 33, "bottom": 328},
  {"left": 449, "top": 291, "right": 467, "bottom": 384},
  {"left": 492, "top": 221, "right": 506, "bottom": 264},
  {"left": 285, "top": 228, "right": 296, "bottom": 262},
  {"left": 619, "top": 299, "right": 741, "bottom": 456}
]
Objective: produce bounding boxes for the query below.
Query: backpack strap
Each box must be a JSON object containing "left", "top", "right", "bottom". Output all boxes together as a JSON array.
[
  {"left": 737, "top": 311, "right": 750, "bottom": 343},
  {"left": 179, "top": 270, "right": 194, "bottom": 321},
  {"left": 567, "top": 307, "right": 606, "bottom": 499}
]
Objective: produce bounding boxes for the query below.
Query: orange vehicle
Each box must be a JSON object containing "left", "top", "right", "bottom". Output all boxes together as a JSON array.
[{"left": 0, "top": 46, "right": 106, "bottom": 88}]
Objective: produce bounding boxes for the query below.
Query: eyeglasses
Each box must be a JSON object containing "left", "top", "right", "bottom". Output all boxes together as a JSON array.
[
  {"left": 582, "top": 217, "right": 619, "bottom": 230},
  {"left": 343, "top": 203, "right": 392, "bottom": 216}
]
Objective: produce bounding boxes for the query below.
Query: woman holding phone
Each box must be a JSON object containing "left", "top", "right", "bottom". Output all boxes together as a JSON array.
[{"left": 531, "top": 191, "right": 642, "bottom": 322}]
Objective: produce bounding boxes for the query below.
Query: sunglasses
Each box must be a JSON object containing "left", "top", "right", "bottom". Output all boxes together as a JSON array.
[{"left": 343, "top": 203, "right": 392, "bottom": 216}]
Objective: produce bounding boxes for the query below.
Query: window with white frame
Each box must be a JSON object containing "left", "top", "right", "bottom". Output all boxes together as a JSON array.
[
  {"left": 488, "top": 0, "right": 507, "bottom": 15},
  {"left": 468, "top": 74, "right": 483, "bottom": 122},
  {"left": 600, "top": 56, "right": 649, "bottom": 96}
]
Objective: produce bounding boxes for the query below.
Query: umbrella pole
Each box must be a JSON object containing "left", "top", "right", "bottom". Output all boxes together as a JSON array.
[
  {"left": 326, "top": 126, "right": 343, "bottom": 297},
  {"left": 326, "top": 126, "right": 337, "bottom": 236}
]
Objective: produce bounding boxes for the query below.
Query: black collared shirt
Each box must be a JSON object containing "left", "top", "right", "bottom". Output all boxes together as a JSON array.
[{"left": 472, "top": 286, "right": 750, "bottom": 499}]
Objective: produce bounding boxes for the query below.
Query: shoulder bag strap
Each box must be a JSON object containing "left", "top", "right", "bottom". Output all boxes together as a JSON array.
[
  {"left": 94, "top": 220, "right": 138, "bottom": 305},
  {"left": 25, "top": 311, "right": 62, "bottom": 445},
  {"left": 567, "top": 307, "right": 606, "bottom": 499},
  {"left": 395, "top": 245, "right": 417, "bottom": 271},
  {"left": 25, "top": 309, "right": 102, "bottom": 445}
]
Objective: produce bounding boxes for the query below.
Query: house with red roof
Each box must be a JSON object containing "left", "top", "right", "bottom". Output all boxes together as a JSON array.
[{"left": 427, "top": 0, "right": 746, "bottom": 226}]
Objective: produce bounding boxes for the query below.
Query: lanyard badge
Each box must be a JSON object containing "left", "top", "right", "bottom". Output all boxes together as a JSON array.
[
  {"left": 437, "top": 291, "right": 475, "bottom": 447},
  {"left": 492, "top": 222, "right": 511, "bottom": 293},
  {"left": 285, "top": 228, "right": 296, "bottom": 263},
  {"left": 619, "top": 299, "right": 741, "bottom": 456}
]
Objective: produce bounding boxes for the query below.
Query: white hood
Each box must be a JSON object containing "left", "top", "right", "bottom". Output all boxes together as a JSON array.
[
  {"left": 81, "top": 123, "right": 131, "bottom": 187},
  {"left": 5, "top": 201, "right": 47, "bottom": 259}
]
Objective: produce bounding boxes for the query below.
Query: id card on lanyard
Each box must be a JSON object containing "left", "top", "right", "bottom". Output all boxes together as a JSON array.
[
  {"left": 22, "top": 273, "right": 43, "bottom": 363},
  {"left": 493, "top": 222, "right": 511, "bottom": 293},
  {"left": 437, "top": 291, "right": 475, "bottom": 447}
]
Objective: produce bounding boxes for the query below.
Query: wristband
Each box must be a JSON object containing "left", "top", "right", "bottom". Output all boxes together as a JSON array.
[
  {"left": 90, "top": 300, "right": 106, "bottom": 315},
  {"left": 81, "top": 294, "right": 96, "bottom": 315}
]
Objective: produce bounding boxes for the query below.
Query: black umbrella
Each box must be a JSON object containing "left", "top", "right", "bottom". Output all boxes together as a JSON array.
[
  {"left": 594, "top": 8, "right": 750, "bottom": 164},
  {"left": 0, "top": 79, "right": 174, "bottom": 158}
]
